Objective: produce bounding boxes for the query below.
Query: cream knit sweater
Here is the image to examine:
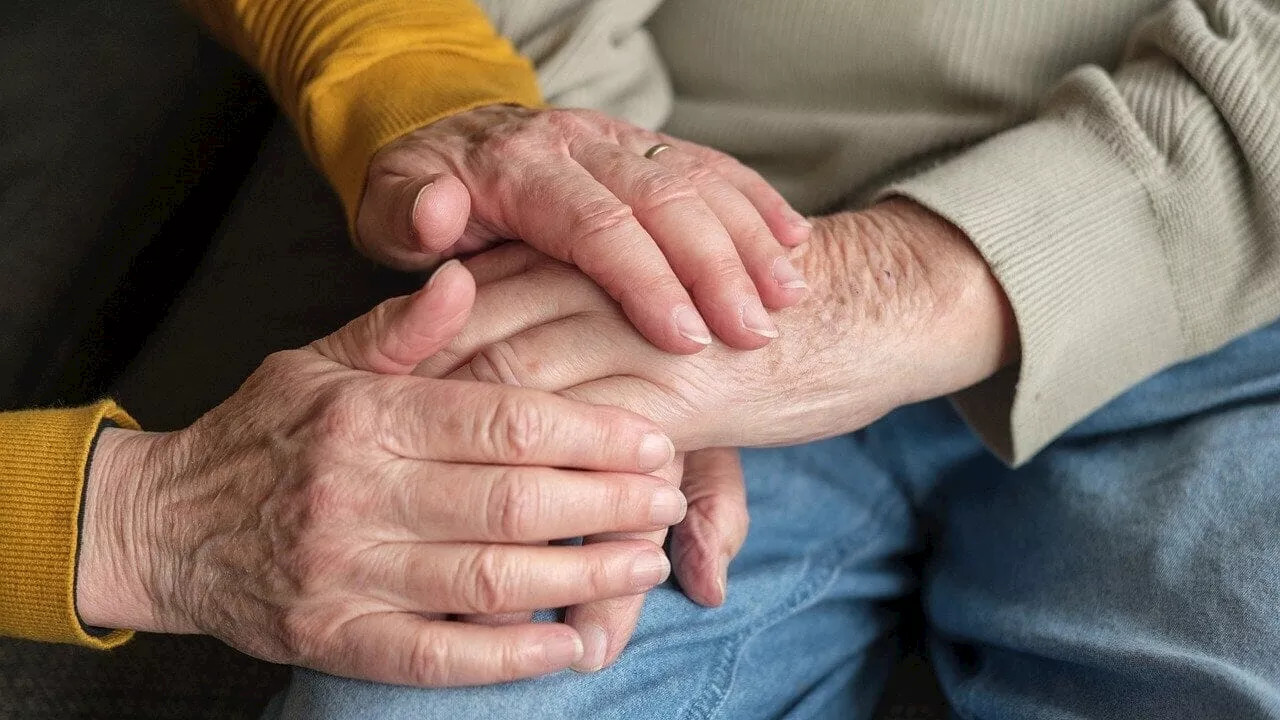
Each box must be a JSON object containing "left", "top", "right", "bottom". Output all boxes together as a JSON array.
[{"left": 479, "top": 0, "right": 1280, "bottom": 464}]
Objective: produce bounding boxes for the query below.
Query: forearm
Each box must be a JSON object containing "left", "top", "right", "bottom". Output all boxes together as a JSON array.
[{"left": 183, "top": 0, "right": 542, "bottom": 221}]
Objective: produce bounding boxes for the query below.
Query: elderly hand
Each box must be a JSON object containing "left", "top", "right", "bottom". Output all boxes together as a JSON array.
[
  {"left": 420, "top": 198, "right": 1018, "bottom": 450},
  {"left": 74, "top": 261, "right": 691, "bottom": 687},
  {"left": 356, "top": 104, "right": 813, "bottom": 354}
]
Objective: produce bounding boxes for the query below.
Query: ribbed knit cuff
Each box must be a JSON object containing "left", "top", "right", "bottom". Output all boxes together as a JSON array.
[
  {"left": 880, "top": 118, "right": 1182, "bottom": 465},
  {"left": 306, "top": 50, "right": 544, "bottom": 230},
  {"left": 0, "top": 401, "right": 140, "bottom": 648}
]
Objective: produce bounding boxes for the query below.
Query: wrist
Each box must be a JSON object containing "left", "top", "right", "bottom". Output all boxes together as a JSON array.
[
  {"left": 757, "top": 200, "right": 1016, "bottom": 442},
  {"left": 856, "top": 198, "right": 1018, "bottom": 400},
  {"left": 77, "top": 427, "right": 175, "bottom": 632}
]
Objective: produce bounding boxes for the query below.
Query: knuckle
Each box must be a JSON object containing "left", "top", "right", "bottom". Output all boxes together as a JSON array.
[
  {"left": 482, "top": 131, "right": 536, "bottom": 159},
  {"left": 615, "top": 272, "right": 679, "bottom": 307},
  {"left": 687, "top": 255, "right": 751, "bottom": 298},
  {"left": 407, "top": 635, "right": 452, "bottom": 686},
  {"left": 544, "top": 108, "right": 596, "bottom": 135},
  {"left": 568, "top": 198, "right": 638, "bottom": 250},
  {"left": 581, "top": 551, "right": 619, "bottom": 597},
  {"left": 459, "top": 546, "right": 511, "bottom": 614},
  {"left": 311, "top": 386, "right": 373, "bottom": 443},
  {"left": 486, "top": 396, "right": 547, "bottom": 461},
  {"left": 681, "top": 161, "right": 724, "bottom": 189},
  {"left": 704, "top": 253, "right": 750, "bottom": 283},
  {"left": 257, "top": 350, "right": 297, "bottom": 378},
  {"left": 492, "top": 643, "right": 528, "bottom": 679},
  {"left": 631, "top": 172, "right": 701, "bottom": 215},
  {"left": 484, "top": 469, "right": 542, "bottom": 541},
  {"left": 607, "top": 479, "right": 648, "bottom": 523},
  {"left": 743, "top": 223, "right": 782, "bottom": 251}
]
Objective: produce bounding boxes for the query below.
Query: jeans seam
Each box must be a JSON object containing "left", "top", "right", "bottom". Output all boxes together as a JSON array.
[{"left": 678, "top": 489, "right": 917, "bottom": 720}]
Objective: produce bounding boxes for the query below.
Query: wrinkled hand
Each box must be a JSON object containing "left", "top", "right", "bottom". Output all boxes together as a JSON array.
[
  {"left": 419, "top": 199, "right": 1018, "bottom": 450},
  {"left": 357, "top": 104, "right": 813, "bottom": 353},
  {"left": 76, "top": 262, "right": 693, "bottom": 687}
]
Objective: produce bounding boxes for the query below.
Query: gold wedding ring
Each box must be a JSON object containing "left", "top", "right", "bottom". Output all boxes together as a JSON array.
[{"left": 643, "top": 142, "right": 673, "bottom": 160}]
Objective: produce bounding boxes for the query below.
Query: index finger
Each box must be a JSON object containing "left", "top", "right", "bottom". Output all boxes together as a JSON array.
[{"left": 381, "top": 379, "right": 676, "bottom": 473}]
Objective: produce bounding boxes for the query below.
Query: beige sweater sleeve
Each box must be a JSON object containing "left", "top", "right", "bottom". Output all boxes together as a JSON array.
[
  {"left": 882, "top": 0, "right": 1280, "bottom": 463},
  {"left": 474, "top": 0, "right": 671, "bottom": 129}
]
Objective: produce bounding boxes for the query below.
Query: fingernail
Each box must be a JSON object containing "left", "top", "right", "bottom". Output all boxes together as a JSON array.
[
  {"left": 740, "top": 299, "right": 779, "bottom": 339},
  {"left": 637, "top": 433, "right": 675, "bottom": 472},
  {"left": 771, "top": 256, "right": 808, "bottom": 290},
  {"left": 716, "top": 563, "right": 729, "bottom": 605},
  {"left": 571, "top": 624, "right": 608, "bottom": 674},
  {"left": 544, "top": 631, "right": 585, "bottom": 669},
  {"left": 411, "top": 181, "right": 435, "bottom": 221},
  {"left": 785, "top": 208, "right": 813, "bottom": 230},
  {"left": 673, "top": 306, "right": 712, "bottom": 345},
  {"left": 426, "top": 258, "right": 461, "bottom": 289},
  {"left": 631, "top": 550, "right": 672, "bottom": 590},
  {"left": 650, "top": 487, "right": 688, "bottom": 526}
]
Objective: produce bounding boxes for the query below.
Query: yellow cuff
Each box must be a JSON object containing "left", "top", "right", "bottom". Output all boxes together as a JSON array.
[{"left": 0, "top": 401, "right": 139, "bottom": 649}]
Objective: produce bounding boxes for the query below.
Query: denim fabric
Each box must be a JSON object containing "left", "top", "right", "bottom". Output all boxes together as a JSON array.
[{"left": 268, "top": 319, "right": 1280, "bottom": 719}]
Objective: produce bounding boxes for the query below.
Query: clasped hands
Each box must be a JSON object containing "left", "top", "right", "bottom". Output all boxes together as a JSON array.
[{"left": 75, "top": 104, "right": 1015, "bottom": 690}]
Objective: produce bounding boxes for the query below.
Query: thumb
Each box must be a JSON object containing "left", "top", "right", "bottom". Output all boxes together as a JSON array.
[
  {"left": 670, "top": 447, "right": 749, "bottom": 608},
  {"left": 310, "top": 260, "right": 476, "bottom": 373},
  {"left": 356, "top": 171, "right": 473, "bottom": 270}
]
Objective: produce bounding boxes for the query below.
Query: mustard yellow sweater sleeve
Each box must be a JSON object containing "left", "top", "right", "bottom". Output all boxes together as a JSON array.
[
  {"left": 184, "top": 0, "right": 543, "bottom": 225},
  {"left": 0, "top": 401, "right": 139, "bottom": 648}
]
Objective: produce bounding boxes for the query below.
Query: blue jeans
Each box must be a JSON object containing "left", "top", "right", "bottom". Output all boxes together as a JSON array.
[{"left": 268, "top": 320, "right": 1280, "bottom": 719}]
